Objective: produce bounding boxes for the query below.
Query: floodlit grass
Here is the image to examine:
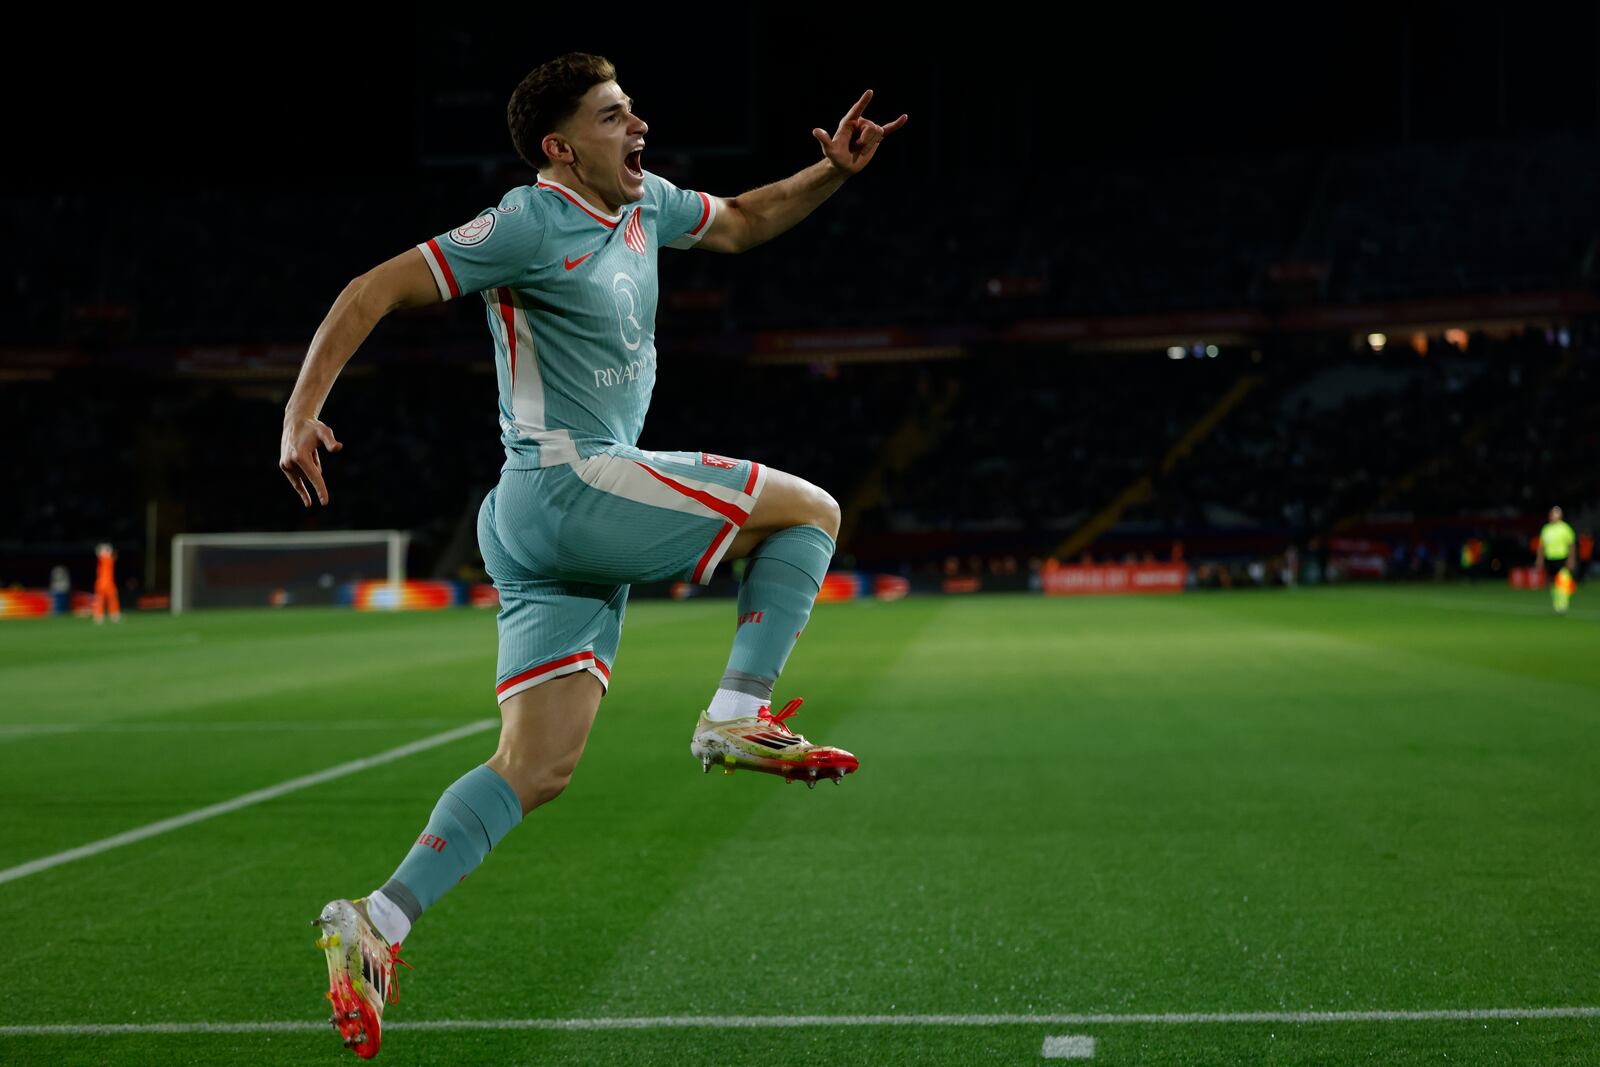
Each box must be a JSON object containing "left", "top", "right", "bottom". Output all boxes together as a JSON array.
[{"left": 1, "top": 586, "right": 1596, "bottom": 1065}]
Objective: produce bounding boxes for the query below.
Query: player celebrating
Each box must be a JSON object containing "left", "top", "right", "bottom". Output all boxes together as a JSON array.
[
  {"left": 1535, "top": 505, "right": 1578, "bottom": 615},
  {"left": 279, "top": 53, "right": 905, "bottom": 1059}
]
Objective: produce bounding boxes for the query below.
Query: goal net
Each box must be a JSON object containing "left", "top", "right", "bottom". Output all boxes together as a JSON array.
[{"left": 170, "top": 530, "right": 409, "bottom": 614}]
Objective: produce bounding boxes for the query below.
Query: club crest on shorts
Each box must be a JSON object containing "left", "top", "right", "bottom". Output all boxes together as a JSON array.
[
  {"left": 449, "top": 212, "right": 497, "bottom": 246},
  {"left": 700, "top": 453, "right": 737, "bottom": 470}
]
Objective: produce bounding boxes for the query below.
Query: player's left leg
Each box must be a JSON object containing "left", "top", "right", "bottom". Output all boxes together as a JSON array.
[
  {"left": 526, "top": 444, "right": 855, "bottom": 783},
  {"left": 689, "top": 468, "right": 859, "bottom": 783},
  {"left": 703, "top": 468, "right": 839, "bottom": 723}
]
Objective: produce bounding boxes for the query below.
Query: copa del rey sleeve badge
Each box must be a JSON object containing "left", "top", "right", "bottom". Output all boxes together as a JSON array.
[{"left": 448, "top": 212, "right": 497, "bottom": 246}]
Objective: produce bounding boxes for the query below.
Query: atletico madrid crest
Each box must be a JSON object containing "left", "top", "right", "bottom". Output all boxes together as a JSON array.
[{"left": 623, "top": 208, "right": 648, "bottom": 256}]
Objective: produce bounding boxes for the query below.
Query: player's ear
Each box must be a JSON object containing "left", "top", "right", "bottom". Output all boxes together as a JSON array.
[{"left": 541, "top": 133, "right": 571, "bottom": 165}]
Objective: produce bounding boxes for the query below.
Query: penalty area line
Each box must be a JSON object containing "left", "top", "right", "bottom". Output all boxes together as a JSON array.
[
  {"left": 3, "top": 1007, "right": 1599, "bottom": 1036},
  {"left": 0, "top": 720, "right": 497, "bottom": 887}
]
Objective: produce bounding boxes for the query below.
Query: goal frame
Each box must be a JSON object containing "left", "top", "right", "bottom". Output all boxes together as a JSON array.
[{"left": 170, "top": 530, "right": 409, "bottom": 614}]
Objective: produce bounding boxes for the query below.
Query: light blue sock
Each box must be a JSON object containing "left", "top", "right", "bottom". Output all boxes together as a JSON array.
[
  {"left": 717, "top": 525, "right": 835, "bottom": 707},
  {"left": 378, "top": 764, "right": 522, "bottom": 928}
]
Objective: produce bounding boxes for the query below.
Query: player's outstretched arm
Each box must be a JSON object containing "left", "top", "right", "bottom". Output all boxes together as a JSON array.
[
  {"left": 698, "top": 89, "right": 908, "bottom": 254},
  {"left": 279, "top": 248, "right": 442, "bottom": 507}
]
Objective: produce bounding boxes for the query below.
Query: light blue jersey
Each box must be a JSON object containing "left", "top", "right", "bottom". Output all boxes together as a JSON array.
[{"left": 418, "top": 172, "right": 717, "bottom": 468}]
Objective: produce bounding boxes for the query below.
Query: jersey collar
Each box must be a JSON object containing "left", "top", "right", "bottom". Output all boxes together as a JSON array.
[{"left": 535, "top": 177, "right": 623, "bottom": 229}]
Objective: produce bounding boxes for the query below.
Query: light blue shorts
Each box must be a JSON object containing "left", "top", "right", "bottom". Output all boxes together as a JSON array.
[{"left": 478, "top": 444, "right": 767, "bottom": 702}]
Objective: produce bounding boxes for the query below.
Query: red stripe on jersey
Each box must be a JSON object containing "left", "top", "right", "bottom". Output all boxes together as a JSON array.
[
  {"left": 693, "top": 522, "right": 737, "bottom": 584},
  {"left": 631, "top": 463, "right": 750, "bottom": 525},
  {"left": 689, "top": 191, "right": 713, "bottom": 236},
  {"left": 537, "top": 182, "right": 620, "bottom": 228},
  {"left": 742, "top": 462, "right": 761, "bottom": 497},
  {"left": 496, "top": 651, "right": 596, "bottom": 694},
  {"left": 426, "top": 239, "right": 461, "bottom": 298},
  {"left": 497, "top": 290, "right": 518, "bottom": 394}
]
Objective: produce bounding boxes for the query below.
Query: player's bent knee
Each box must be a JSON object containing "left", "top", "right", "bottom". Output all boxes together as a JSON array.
[
  {"left": 814, "top": 490, "right": 841, "bottom": 540},
  {"left": 488, "top": 671, "right": 601, "bottom": 813},
  {"left": 753, "top": 470, "right": 840, "bottom": 539},
  {"left": 791, "top": 483, "right": 840, "bottom": 539}
]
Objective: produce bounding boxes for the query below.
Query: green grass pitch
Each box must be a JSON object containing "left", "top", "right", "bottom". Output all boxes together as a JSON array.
[{"left": 0, "top": 586, "right": 1596, "bottom": 1065}]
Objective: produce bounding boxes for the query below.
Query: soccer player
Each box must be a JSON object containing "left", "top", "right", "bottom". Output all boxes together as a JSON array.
[
  {"left": 92, "top": 543, "right": 121, "bottom": 624},
  {"left": 278, "top": 53, "right": 905, "bottom": 1059},
  {"left": 1535, "top": 505, "right": 1577, "bottom": 614}
]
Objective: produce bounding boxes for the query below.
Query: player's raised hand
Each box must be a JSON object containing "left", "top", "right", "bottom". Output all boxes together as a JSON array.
[
  {"left": 812, "top": 90, "right": 908, "bottom": 176},
  {"left": 279, "top": 416, "right": 343, "bottom": 507}
]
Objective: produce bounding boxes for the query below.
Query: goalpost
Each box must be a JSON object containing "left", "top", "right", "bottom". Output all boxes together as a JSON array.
[{"left": 170, "top": 530, "right": 409, "bottom": 614}]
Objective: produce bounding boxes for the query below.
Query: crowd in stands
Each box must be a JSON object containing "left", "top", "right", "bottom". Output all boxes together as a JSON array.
[
  {"left": 872, "top": 353, "right": 1234, "bottom": 534},
  {"left": 5, "top": 326, "right": 1594, "bottom": 593},
  {"left": 1130, "top": 327, "right": 1598, "bottom": 535},
  {"left": 5, "top": 135, "right": 1595, "bottom": 348},
  {"left": 6, "top": 130, "right": 1598, "bottom": 592}
]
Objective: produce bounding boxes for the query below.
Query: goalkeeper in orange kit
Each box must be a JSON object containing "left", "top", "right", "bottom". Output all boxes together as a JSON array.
[{"left": 93, "top": 543, "right": 121, "bottom": 624}]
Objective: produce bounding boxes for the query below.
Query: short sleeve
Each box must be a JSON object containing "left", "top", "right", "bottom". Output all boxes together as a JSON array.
[
  {"left": 416, "top": 197, "right": 547, "bottom": 300},
  {"left": 648, "top": 171, "right": 718, "bottom": 250}
]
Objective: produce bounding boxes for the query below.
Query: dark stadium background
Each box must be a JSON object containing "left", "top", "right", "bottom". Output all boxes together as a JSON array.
[{"left": 4, "top": 4, "right": 1598, "bottom": 600}]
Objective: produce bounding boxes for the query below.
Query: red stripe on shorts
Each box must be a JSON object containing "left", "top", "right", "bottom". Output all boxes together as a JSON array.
[
  {"left": 632, "top": 463, "right": 750, "bottom": 525},
  {"left": 693, "top": 522, "right": 737, "bottom": 583},
  {"left": 496, "top": 651, "right": 595, "bottom": 694}
]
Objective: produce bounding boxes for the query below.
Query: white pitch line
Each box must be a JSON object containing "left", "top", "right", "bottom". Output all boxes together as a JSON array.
[
  {"left": 0, "top": 719, "right": 497, "bottom": 887},
  {"left": 1042, "top": 1034, "right": 1096, "bottom": 1059},
  {"left": 2, "top": 1007, "right": 1598, "bottom": 1035},
  {"left": 0, "top": 720, "right": 472, "bottom": 737}
]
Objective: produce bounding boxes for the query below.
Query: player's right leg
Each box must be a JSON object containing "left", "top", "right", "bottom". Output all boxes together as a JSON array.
[
  {"left": 313, "top": 482, "right": 618, "bottom": 1058},
  {"left": 486, "top": 670, "right": 605, "bottom": 813}
]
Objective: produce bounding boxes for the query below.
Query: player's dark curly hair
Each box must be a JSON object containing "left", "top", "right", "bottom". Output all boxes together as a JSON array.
[{"left": 507, "top": 53, "right": 617, "bottom": 170}]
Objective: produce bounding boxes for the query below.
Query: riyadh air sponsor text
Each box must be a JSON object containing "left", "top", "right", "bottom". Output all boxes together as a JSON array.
[{"left": 594, "top": 352, "right": 655, "bottom": 388}]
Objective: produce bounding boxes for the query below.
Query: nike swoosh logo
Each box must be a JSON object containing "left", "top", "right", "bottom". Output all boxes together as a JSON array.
[{"left": 564, "top": 252, "right": 595, "bottom": 271}]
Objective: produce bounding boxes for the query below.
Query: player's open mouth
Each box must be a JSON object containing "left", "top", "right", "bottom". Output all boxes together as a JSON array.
[{"left": 624, "top": 149, "right": 643, "bottom": 179}]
